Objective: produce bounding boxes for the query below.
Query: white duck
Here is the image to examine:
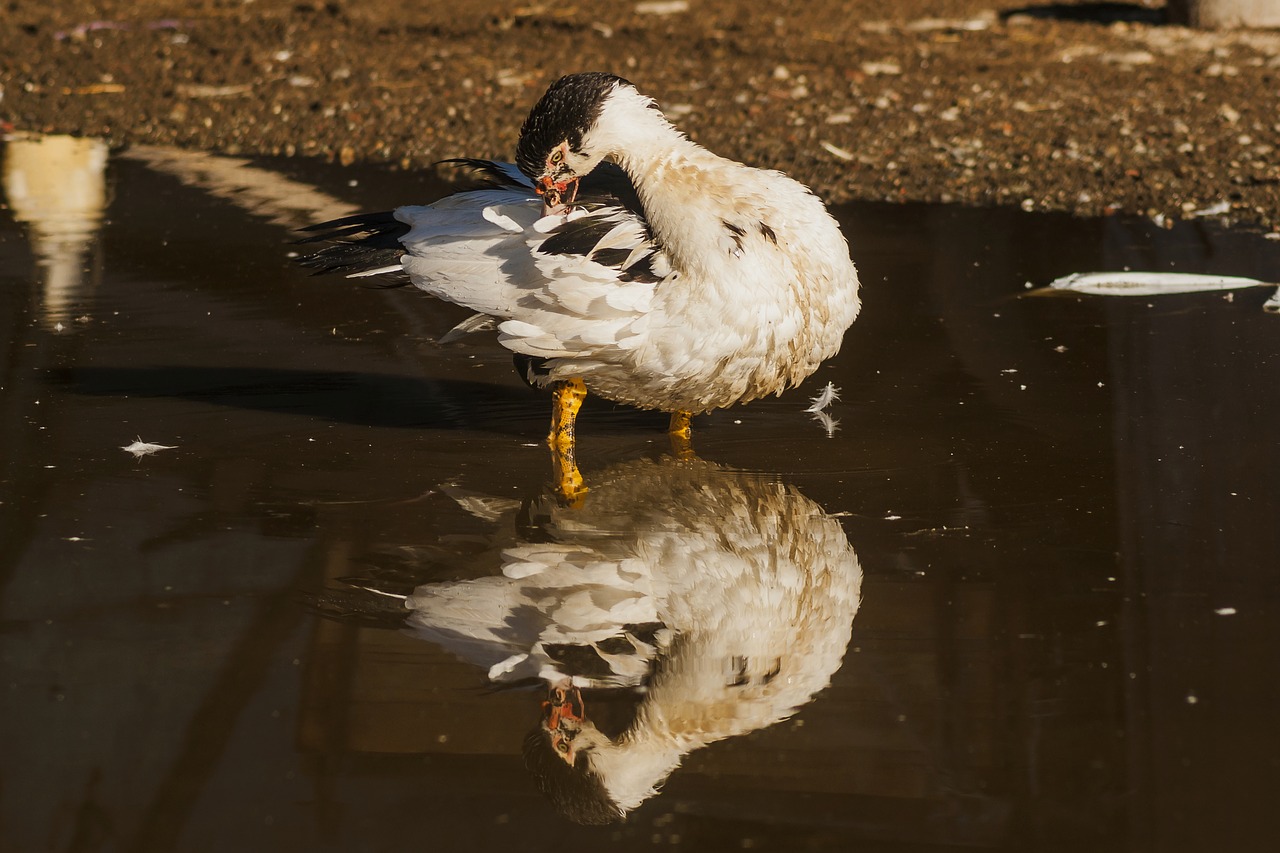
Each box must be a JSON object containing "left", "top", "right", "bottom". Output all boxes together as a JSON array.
[
  {"left": 301, "top": 73, "right": 861, "bottom": 494},
  {"left": 356, "top": 457, "right": 862, "bottom": 824}
]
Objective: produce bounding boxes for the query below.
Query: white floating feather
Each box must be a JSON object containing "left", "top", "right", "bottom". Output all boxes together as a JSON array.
[
  {"left": 121, "top": 437, "right": 177, "bottom": 458},
  {"left": 805, "top": 381, "right": 841, "bottom": 413},
  {"left": 1047, "top": 271, "right": 1274, "bottom": 296}
]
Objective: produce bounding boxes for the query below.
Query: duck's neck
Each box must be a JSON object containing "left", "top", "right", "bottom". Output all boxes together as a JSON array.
[
  {"left": 591, "top": 706, "right": 689, "bottom": 813},
  {"left": 593, "top": 91, "right": 725, "bottom": 274}
]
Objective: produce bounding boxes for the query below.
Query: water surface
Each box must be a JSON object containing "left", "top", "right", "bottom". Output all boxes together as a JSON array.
[{"left": 2, "top": 138, "right": 1278, "bottom": 852}]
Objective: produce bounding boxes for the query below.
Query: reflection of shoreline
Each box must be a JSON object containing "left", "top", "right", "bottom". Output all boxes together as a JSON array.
[
  {"left": 119, "top": 145, "right": 357, "bottom": 229},
  {"left": 2, "top": 134, "right": 108, "bottom": 329},
  {"left": 321, "top": 456, "right": 862, "bottom": 823}
]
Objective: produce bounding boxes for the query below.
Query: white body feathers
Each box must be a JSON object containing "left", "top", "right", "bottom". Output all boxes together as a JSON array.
[{"left": 390, "top": 84, "right": 860, "bottom": 413}]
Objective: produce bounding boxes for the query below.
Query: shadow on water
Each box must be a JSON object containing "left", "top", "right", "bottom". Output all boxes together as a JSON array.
[
  {"left": 2, "top": 136, "right": 1279, "bottom": 852},
  {"left": 59, "top": 365, "right": 551, "bottom": 432}
]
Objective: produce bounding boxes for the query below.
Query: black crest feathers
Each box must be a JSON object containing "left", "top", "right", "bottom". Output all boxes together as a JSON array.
[{"left": 515, "top": 73, "right": 630, "bottom": 180}]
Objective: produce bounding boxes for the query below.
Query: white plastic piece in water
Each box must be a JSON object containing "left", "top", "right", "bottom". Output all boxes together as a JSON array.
[
  {"left": 1048, "top": 271, "right": 1274, "bottom": 297},
  {"left": 1214, "top": 607, "right": 1238, "bottom": 616},
  {"left": 121, "top": 437, "right": 177, "bottom": 458}
]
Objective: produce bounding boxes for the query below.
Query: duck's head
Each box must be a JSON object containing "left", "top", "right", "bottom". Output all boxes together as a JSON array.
[{"left": 515, "top": 72, "right": 645, "bottom": 212}]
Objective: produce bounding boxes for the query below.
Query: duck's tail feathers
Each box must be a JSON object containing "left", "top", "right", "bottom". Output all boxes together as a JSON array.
[{"left": 293, "top": 211, "right": 412, "bottom": 285}]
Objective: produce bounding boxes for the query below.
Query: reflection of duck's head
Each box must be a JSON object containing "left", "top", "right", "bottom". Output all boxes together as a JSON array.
[
  {"left": 523, "top": 682, "right": 625, "bottom": 824},
  {"left": 458, "top": 457, "right": 863, "bottom": 823}
]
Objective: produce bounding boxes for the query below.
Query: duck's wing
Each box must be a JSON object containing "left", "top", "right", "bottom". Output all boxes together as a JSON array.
[
  {"left": 403, "top": 542, "right": 665, "bottom": 688},
  {"left": 298, "top": 160, "right": 670, "bottom": 361}
]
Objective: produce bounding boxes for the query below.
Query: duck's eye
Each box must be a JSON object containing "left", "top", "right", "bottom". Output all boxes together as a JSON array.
[{"left": 549, "top": 149, "right": 564, "bottom": 165}]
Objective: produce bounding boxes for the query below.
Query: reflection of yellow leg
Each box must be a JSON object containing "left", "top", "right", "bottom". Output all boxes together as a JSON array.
[
  {"left": 550, "top": 443, "right": 587, "bottom": 506},
  {"left": 548, "top": 379, "right": 588, "bottom": 504},
  {"left": 668, "top": 410, "right": 694, "bottom": 458}
]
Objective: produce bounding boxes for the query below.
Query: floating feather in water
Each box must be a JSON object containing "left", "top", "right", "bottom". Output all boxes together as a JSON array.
[
  {"left": 806, "top": 382, "right": 841, "bottom": 438},
  {"left": 1043, "top": 271, "right": 1275, "bottom": 297},
  {"left": 121, "top": 437, "right": 177, "bottom": 458},
  {"left": 805, "top": 381, "right": 841, "bottom": 413}
]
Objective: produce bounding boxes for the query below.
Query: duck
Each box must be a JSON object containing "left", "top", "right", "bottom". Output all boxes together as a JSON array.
[
  {"left": 299, "top": 72, "right": 861, "bottom": 495},
  {"left": 316, "top": 457, "right": 863, "bottom": 823}
]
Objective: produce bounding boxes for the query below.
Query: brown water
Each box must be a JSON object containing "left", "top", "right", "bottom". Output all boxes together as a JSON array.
[{"left": 2, "top": 138, "right": 1278, "bottom": 852}]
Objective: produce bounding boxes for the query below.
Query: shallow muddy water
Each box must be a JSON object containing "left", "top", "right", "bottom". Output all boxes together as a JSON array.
[{"left": 2, "top": 137, "right": 1278, "bottom": 852}]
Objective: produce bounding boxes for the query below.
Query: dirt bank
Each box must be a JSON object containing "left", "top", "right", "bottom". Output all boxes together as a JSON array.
[{"left": 2, "top": 0, "right": 1278, "bottom": 230}]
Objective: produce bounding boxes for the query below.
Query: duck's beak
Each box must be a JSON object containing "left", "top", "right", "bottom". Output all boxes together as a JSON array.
[
  {"left": 536, "top": 175, "right": 578, "bottom": 216},
  {"left": 542, "top": 682, "right": 586, "bottom": 766}
]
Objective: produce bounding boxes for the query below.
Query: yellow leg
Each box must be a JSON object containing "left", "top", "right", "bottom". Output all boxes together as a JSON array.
[
  {"left": 668, "top": 410, "right": 694, "bottom": 459},
  {"left": 548, "top": 379, "right": 588, "bottom": 504},
  {"left": 547, "top": 378, "right": 587, "bottom": 449}
]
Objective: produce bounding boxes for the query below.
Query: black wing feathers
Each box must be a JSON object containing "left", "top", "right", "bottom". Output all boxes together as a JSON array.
[{"left": 294, "top": 211, "right": 411, "bottom": 284}]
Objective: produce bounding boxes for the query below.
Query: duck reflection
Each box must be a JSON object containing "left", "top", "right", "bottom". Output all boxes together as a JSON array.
[{"left": 340, "top": 456, "right": 862, "bottom": 823}]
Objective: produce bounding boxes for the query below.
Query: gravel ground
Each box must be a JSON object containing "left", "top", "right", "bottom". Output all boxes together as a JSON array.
[{"left": 2, "top": 0, "right": 1278, "bottom": 230}]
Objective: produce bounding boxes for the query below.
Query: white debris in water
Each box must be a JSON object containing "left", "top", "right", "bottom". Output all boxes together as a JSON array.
[
  {"left": 1186, "top": 692, "right": 1199, "bottom": 705},
  {"left": 1048, "top": 271, "right": 1272, "bottom": 297},
  {"left": 1214, "top": 607, "right": 1238, "bottom": 616},
  {"left": 121, "top": 438, "right": 177, "bottom": 458},
  {"left": 1265, "top": 287, "right": 1280, "bottom": 314},
  {"left": 805, "top": 381, "right": 841, "bottom": 413}
]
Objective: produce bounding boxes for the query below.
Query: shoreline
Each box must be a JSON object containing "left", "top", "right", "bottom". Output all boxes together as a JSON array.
[{"left": 2, "top": 1, "right": 1278, "bottom": 230}]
